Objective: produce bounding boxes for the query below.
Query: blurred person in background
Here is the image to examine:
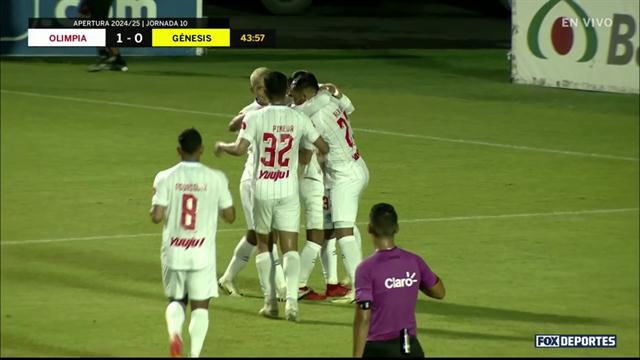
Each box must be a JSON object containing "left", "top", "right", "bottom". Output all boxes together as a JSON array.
[{"left": 78, "top": 0, "right": 128, "bottom": 72}]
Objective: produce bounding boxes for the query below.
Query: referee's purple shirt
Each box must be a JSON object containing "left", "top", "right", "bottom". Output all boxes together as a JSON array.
[{"left": 355, "top": 247, "right": 438, "bottom": 341}]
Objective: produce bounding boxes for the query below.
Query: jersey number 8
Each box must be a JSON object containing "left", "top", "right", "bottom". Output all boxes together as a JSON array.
[{"left": 180, "top": 193, "right": 198, "bottom": 230}]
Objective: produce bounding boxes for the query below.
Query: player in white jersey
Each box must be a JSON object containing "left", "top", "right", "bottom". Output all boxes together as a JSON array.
[
  {"left": 217, "top": 67, "right": 287, "bottom": 300},
  {"left": 150, "top": 128, "right": 235, "bottom": 357},
  {"left": 290, "top": 72, "right": 369, "bottom": 303},
  {"left": 215, "top": 71, "right": 329, "bottom": 322},
  {"left": 287, "top": 71, "right": 354, "bottom": 300}
]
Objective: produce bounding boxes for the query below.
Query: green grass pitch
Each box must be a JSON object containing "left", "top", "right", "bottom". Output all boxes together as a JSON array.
[{"left": 1, "top": 49, "right": 638, "bottom": 357}]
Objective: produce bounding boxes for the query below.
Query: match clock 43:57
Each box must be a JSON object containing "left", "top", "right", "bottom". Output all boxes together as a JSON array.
[{"left": 231, "top": 29, "right": 275, "bottom": 47}]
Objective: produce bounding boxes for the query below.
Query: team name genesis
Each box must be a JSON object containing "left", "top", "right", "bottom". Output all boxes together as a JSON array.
[{"left": 172, "top": 34, "right": 212, "bottom": 42}]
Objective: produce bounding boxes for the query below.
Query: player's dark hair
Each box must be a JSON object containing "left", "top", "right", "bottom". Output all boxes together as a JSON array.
[
  {"left": 263, "top": 71, "right": 289, "bottom": 100},
  {"left": 291, "top": 71, "right": 319, "bottom": 92},
  {"left": 290, "top": 70, "right": 309, "bottom": 81},
  {"left": 369, "top": 203, "right": 399, "bottom": 237},
  {"left": 178, "top": 128, "right": 202, "bottom": 154}
]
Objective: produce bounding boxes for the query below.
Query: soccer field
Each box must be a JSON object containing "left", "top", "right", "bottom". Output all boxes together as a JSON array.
[{"left": 1, "top": 49, "right": 638, "bottom": 357}]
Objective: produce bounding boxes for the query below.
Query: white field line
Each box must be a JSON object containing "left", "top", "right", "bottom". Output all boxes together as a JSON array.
[
  {"left": 1, "top": 207, "right": 637, "bottom": 246},
  {"left": 1, "top": 89, "right": 637, "bottom": 162},
  {"left": 354, "top": 128, "right": 639, "bottom": 162}
]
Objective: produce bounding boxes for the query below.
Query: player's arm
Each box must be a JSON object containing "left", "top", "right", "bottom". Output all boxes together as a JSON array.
[
  {"left": 299, "top": 149, "right": 313, "bottom": 165},
  {"left": 320, "top": 82, "right": 342, "bottom": 99},
  {"left": 418, "top": 258, "right": 445, "bottom": 299},
  {"left": 422, "top": 276, "right": 445, "bottom": 299},
  {"left": 216, "top": 114, "right": 255, "bottom": 157},
  {"left": 214, "top": 138, "right": 250, "bottom": 157},
  {"left": 353, "top": 265, "right": 372, "bottom": 357},
  {"left": 353, "top": 303, "right": 371, "bottom": 358},
  {"left": 150, "top": 175, "right": 169, "bottom": 224},
  {"left": 299, "top": 135, "right": 316, "bottom": 165},
  {"left": 313, "top": 136, "right": 329, "bottom": 155},
  {"left": 150, "top": 205, "right": 166, "bottom": 224},
  {"left": 228, "top": 113, "right": 245, "bottom": 132},
  {"left": 218, "top": 175, "right": 236, "bottom": 223},
  {"left": 220, "top": 206, "right": 236, "bottom": 223}
]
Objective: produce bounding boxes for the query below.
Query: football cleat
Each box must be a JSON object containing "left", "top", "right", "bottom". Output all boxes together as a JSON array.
[
  {"left": 285, "top": 301, "right": 300, "bottom": 322},
  {"left": 331, "top": 290, "right": 355, "bottom": 304},
  {"left": 299, "top": 287, "right": 327, "bottom": 301},
  {"left": 87, "top": 61, "right": 109, "bottom": 72},
  {"left": 218, "top": 277, "right": 243, "bottom": 297},
  {"left": 169, "top": 334, "right": 182, "bottom": 358},
  {"left": 297, "top": 286, "right": 312, "bottom": 300},
  {"left": 325, "top": 283, "right": 350, "bottom": 297},
  {"left": 259, "top": 300, "right": 279, "bottom": 319}
]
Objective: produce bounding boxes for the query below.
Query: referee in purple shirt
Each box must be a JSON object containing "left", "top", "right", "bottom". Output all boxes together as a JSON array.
[{"left": 353, "top": 203, "right": 446, "bottom": 358}]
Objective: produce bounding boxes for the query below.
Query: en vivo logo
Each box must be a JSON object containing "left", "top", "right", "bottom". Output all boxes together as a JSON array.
[
  {"left": 526, "top": 0, "right": 639, "bottom": 65},
  {"left": 527, "top": 0, "right": 597, "bottom": 62}
]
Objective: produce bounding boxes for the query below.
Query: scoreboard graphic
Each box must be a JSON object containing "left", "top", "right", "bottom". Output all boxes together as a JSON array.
[{"left": 28, "top": 18, "right": 276, "bottom": 48}]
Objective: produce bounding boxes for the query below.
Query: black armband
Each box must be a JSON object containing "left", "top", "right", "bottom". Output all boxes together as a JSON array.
[{"left": 357, "top": 300, "right": 371, "bottom": 310}]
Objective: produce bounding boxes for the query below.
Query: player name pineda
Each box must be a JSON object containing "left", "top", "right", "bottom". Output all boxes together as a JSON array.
[{"left": 535, "top": 335, "right": 617, "bottom": 348}]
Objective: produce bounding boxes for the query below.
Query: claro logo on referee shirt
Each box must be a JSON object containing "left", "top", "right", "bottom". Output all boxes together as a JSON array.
[
  {"left": 535, "top": 335, "right": 617, "bottom": 348},
  {"left": 384, "top": 272, "right": 418, "bottom": 289}
]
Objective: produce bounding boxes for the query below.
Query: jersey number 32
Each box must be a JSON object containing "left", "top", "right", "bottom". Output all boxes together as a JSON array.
[{"left": 261, "top": 133, "right": 293, "bottom": 167}]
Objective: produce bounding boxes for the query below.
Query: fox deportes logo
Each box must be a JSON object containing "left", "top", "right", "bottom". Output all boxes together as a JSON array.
[{"left": 535, "top": 335, "right": 617, "bottom": 348}]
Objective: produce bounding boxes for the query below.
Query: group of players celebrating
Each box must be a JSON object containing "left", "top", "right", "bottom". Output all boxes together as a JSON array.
[
  {"left": 214, "top": 67, "right": 369, "bottom": 320},
  {"left": 150, "top": 67, "right": 369, "bottom": 357}
]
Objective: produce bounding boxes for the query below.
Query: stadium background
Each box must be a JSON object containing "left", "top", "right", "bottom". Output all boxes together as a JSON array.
[{"left": 1, "top": 0, "right": 638, "bottom": 357}]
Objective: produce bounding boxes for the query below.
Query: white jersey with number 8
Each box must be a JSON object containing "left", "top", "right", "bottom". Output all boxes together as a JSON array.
[
  {"left": 239, "top": 105, "right": 320, "bottom": 200},
  {"left": 152, "top": 161, "right": 233, "bottom": 271}
]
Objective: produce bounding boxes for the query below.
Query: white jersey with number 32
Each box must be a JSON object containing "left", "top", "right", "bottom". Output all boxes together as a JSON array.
[
  {"left": 239, "top": 105, "right": 320, "bottom": 200},
  {"left": 152, "top": 162, "right": 233, "bottom": 270}
]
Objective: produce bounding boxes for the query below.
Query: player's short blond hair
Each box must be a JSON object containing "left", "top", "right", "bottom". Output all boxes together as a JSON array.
[{"left": 250, "top": 67, "right": 270, "bottom": 87}]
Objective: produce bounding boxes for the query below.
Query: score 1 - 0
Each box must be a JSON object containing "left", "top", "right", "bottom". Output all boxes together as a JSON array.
[{"left": 106, "top": 28, "right": 151, "bottom": 47}]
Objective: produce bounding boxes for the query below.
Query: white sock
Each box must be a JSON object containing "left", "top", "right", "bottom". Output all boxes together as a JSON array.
[
  {"left": 165, "top": 301, "right": 185, "bottom": 339},
  {"left": 338, "top": 235, "right": 361, "bottom": 285},
  {"left": 321, "top": 238, "right": 338, "bottom": 285},
  {"left": 271, "top": 248, "right": 286, "bottom": 291},
  {"left": 188, "top": 308, "right": 209, "bottom": 358},
  {"left": 298, "top": 241, "right": 322, "bottom": 287},
  {"left": 353, "top": 226, "right": 362, "bottom": 251},
  {"left": 282, "top": 251, "right": 301, "bottom": 302},
  {"left": 256, "top": 252, "right": 276, "bottom": 300},
  {"left": 222, "top": 236, "right": 255, "bottom": 281}
]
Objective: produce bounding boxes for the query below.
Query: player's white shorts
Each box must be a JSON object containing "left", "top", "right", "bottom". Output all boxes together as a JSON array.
[
  {"left": 162, "top": 261, "right": 218, "bottom": 301},
  {"left": 240, "top": 180, "right": 255, "bottom": 230},
  {"left": 300, "top": 177, "right": 324, "bottom": 230},
  {"left": 253, "top": 195, "right": 300, "bottom": 234},
  {"left": 327, "top": 164, "right": 369, "bottom": 229}
]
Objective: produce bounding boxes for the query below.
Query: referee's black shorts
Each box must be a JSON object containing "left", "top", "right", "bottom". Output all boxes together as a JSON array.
[
  {"left": 78, "top": 0, "right": 113, "bottom": 19},
  {"left": 363, "top": 336, "right": 425, "bottom": 358}
]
